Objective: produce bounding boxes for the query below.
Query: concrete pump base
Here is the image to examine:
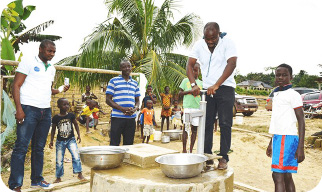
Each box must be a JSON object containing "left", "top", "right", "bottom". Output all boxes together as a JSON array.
[{"left": 90, "top": 164, "right": 234, "bottom": 192}]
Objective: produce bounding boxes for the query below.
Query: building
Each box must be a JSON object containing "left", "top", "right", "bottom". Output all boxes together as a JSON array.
[{"left": 237, "top": 80, "right": 273, "bottom": 91}]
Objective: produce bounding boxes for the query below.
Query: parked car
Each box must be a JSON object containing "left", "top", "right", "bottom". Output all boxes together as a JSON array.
[
  {"left": 302, "top": 91, "right": 322, "bottom": 119},
  {"left": 302, "top": 91, "right": 322, "bottom": 107},
  {"left": 265, "top": 87, "right": 319, "bottom": 111},
  {"left": 234, "top": 93, "right": 258, "bottom": 116}
]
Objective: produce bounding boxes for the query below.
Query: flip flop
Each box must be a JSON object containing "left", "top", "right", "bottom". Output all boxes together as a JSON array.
[{"left": 64, "top": 157, "right": 72, "bottom": 163}]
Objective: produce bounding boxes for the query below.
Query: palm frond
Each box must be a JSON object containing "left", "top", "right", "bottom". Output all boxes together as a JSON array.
[
  {"left": 13, "top": 20, "right": 57, "bottom": 44},
  {"left": 162, "top": 52, "right": 188, "bottom": 68}
]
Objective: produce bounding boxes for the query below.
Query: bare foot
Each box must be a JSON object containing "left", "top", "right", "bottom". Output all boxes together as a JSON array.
[
  {"left": 54, "top": 178, "right": 62, "bottom": 183},
  {"left": 182, "top": 149, "right": 187, "bottom": 153}
]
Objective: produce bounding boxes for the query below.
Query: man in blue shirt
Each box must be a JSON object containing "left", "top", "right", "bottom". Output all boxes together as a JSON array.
[{"left": 106, "top": 59, "right": 140, "bottom": 146}]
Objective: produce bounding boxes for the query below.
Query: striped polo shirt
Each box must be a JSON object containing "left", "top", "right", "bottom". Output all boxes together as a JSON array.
[{"left": 106, "top": 75, "right": 140, "bottom": 118}]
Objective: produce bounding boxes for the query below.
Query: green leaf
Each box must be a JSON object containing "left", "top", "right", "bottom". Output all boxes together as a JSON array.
[
  {"left": 9, "top": 16, "right": 16, "bottom": 22},
  {"left": 1, "top": 38, "right": 15, "bottom": 71},
  {"left": 10, "top": 16, "right": 20, "bottom": 30},
  {"left": 9, "top": 9, "right": 19, "bottom": 16},
  {"left": 2, "top": 9, "right": 10, "bottom": 19},
  {"left": 1, "top": 16, "right": 8, "bottom": 28},
  {"left": 7, "top": 2, "right": 16, "bottom": 9},
  {"left": 13, "top": 0, "right": 23, "bottom": 16},
  {"left": 21, "top": 6, "right": 36, "bottom": 20}
]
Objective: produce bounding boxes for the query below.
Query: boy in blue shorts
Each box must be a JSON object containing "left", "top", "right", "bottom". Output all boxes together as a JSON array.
[{"left": 266, "top": 64, "right": 305, "bottom": 192}]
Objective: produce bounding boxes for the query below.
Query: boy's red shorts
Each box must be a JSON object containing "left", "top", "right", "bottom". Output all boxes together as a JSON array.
[{"left": 93, "top": 112, "right": 99, "bottom": 119}]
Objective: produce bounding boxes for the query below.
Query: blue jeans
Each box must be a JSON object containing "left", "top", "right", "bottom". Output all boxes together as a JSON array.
[
  {"left": 55, "top": 137, "right": 82, "bottom": 178},
  {"left": 8, "top": 105, "right": 51, "bottom": 189},
  {"left": 204, "top": 86, "right": 235, "bottom": 161}
]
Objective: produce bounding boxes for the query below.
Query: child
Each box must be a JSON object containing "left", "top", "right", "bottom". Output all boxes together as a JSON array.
[
  {"left": 179, "top": 62, "right": 202, "bottom": 153},
  {"left": 266, "top": 64, "right": 305, "bottom": 192},
  {"left": 92, "top": 101, "right": 106, "bottom": 130},
  {"left": 171, "top": 100, "right": 183, "bottom": 130},
  {"left": 82, "top": 85, "right": 98, "bottom": 102},
  {"left": 141, "top": 100, "right": 158, "bottom": 143},
  {"left": 77, "top": 100, "right": 104, "bottom": 133},
  {"left": 138, "top": 85, "right": 157, "bottom": 138},
  {"left": 49, "top": 98, "right": 86, "bottom": 183},
  {"left": 160, "top": 86, "right": 172, "bottom": 132}
]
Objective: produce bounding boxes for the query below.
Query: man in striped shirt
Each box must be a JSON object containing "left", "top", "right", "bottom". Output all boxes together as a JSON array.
[{"left": 106, "top": 60, "right": 140, "bottom": 146}]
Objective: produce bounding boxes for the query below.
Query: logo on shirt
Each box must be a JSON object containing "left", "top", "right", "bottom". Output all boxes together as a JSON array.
[{"left": 34, "top": 66, "right": 40, "bottom": 72}]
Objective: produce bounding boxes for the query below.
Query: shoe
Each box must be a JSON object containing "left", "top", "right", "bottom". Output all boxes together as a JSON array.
[
  {"left": 217, "top": 158, "right": 228, "bottom": 170},
  {"left": 31, "top": 180, "right": 53, "bottom": 189},
  {"left": 12, "top": 186, "right": 21, "bottom": 192}
]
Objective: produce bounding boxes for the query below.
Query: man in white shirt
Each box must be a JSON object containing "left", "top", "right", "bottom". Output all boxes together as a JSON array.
[
  {"left": 186, "top": 22, "right": 237, "bottom": 170},
  {"left": 9, "top": 40, "right": 69, "bottom": 191}
]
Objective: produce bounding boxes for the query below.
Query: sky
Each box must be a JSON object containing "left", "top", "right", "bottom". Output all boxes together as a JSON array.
[
  {"left": 1, "top": 1, "right": 322, "bottom": 191},
  {"left": 1, "top": 0, "right": 322, "bottom": 76}
]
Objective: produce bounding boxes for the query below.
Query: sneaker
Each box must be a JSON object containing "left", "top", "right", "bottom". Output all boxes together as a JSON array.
[
  {"left": 217, "top": 158, "right": 228, "bottom": 170},
  {"left": 31, "top": 180, "right": 53, "bottom": 189}
]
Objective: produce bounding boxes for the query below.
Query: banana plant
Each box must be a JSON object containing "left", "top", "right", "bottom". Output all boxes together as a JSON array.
[{"left": 1, "top": 0, "right": 61, "bottom": 74}]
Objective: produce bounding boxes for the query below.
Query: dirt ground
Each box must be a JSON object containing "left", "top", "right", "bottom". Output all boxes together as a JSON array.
[{"left": 1, "top": 99, "right": 322, "bottom": 192}]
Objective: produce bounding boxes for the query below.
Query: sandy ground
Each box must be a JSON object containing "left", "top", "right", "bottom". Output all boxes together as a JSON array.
[{"left": 1, "top": 101, "right": 322, "bottom": 192}]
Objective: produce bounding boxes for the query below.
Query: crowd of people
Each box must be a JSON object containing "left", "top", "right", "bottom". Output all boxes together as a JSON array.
[{"left": 8, "top": 21, "right": 305, "bottom": 192}]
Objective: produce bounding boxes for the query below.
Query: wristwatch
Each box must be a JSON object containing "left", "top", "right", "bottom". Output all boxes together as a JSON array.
[{"left": 191, "top": 82, "right": 196, "bottom": 87}]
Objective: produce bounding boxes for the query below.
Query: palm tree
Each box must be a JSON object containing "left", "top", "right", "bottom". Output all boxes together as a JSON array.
[
  {"left": 57, "top": 0, "right": 201, "bottom": 94},
  {"left": 12, "top": 20, "right": 62, "bottom": 53}
]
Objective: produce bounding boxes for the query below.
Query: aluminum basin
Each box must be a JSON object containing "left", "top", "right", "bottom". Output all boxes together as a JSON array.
[
  {"left": 155, "top": 153, "right": 208, "bottom": 178},
  {"left": 162, "top": 130, "right": 182, "bottom": 140},
  {"left": 78, "top": 146, "right": 128, "bottom": 170}
]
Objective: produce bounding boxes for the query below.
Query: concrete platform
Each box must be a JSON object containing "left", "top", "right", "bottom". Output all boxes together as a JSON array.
[
  {"left": 90, "top": 163, "right": 234, "bottom": 192},
  {"left": 123, "top": 143, "right": 178, "bottom": 168}
]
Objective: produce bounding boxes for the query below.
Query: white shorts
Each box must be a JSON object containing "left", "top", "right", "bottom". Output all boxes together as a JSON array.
[
  {"left": 183, "top": 108, "right": 200, "bottom": 127},
  {"left": 143, "top": 124, "right": 154, "bottom": 136}
]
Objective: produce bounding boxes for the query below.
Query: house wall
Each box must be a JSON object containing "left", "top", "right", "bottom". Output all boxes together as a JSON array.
[{"left": 51, "top": 86, "right": 111, "bottom": 117}]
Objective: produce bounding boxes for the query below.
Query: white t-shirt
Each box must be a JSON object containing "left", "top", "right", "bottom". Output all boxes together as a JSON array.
[
  {"left": 16, "top": 56, "right": 56, "bottom": 108},
  {"left": 189, "top": 37, "right": 238, "bottom": 89},
  {"left": 269, "top": 89, "right": 303, "bottom": 136}
]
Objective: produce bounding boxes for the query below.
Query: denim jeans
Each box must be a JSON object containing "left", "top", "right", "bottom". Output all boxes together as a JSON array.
[
  {"left": 56, "top": 137, "right": 82, "bottom": 178},
  {"left": 8, "top": 105, "right": 51, "bottom": 189},
  {"left": 204, "top": 86, "right": 235, "bottom": 161}
]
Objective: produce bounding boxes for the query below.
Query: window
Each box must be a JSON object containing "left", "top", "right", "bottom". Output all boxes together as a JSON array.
[
  {"left": 310, "top": 93, "right": 319, "bottom": 100},
  {"left": 304, "top": 94, "right": 310, "bottom": 100}
]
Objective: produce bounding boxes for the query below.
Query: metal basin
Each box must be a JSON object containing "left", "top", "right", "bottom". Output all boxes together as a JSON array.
[
  {"left": 162, "top": 130, "right": 182, "bottom": 140},
  {"left": 155, "top": 153, "right": 208, "bottom": 179},
  {"left": 78, "top": 146, "right": 128, "bottom": 170},
  {"left": 161, "top": 135, "right": 170, "bottom": 143}
]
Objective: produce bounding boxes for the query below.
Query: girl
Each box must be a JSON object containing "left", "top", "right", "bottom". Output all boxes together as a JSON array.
[{"left": 160, "top": 86, "right": 172, "bottom": 132}]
